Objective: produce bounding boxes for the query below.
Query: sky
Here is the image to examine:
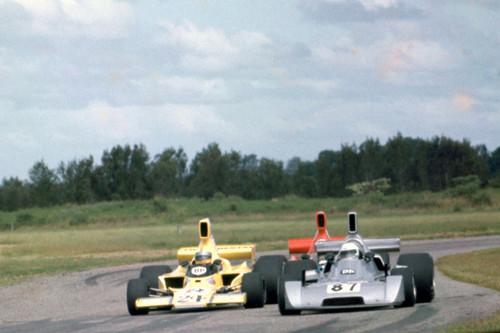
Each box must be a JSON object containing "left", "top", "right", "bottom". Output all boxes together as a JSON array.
[{"left": 1, "top": 0, "right": 499, "bottom": 180}]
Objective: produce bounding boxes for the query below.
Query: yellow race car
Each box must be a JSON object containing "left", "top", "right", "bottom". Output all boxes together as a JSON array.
[{"left": 127, "top": 218, "right": 267, "bottom": 315}]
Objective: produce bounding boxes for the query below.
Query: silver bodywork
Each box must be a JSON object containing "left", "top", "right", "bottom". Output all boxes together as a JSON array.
[{"left": 281, "top": 212, "right": 407, "bottom": 311}]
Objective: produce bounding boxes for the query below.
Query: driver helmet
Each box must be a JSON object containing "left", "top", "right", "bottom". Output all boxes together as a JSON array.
[
  {"left": 194, "top": 251, "right": 212, "bottom": 265},
  {"left": 337, "top": 242, "right": 360, "bottom": 260}
]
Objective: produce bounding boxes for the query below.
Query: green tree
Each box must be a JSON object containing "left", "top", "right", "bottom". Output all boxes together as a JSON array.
[
  {"left": 28, "top": 160, "right": 59, "bottom": 207},
  {"left": 58, "top": 156, "right": 95, "bottom": 204},
  {"left": 255, "top": 158, "right": 287, "bottom": 199},
  {"left": 334, "top": 143, "right": 360, "bottom": 196},
  {"left": 99, "top": 144, "right": 151, "bottom": 200},
  {"left": 286, "top": 157, "right": 317, "bottom": 197},
  {"left": 490, "top": 146, "right": 500, "bottom": 178},
  {"left": 384, "top": 133, "right": 414, "bottom": 193},
  {"left": 315, "top": 150, "right": 339, "bottom": 197},
  {"left": 359, "top": 138, "right": 385, "bottom": 181},
  {"left": 150, "top": 147, "right": 187, "bottom": 197},
  {"left": 224, "top": 150, "right": 243, "bottom": 197},
  {"left": 0, "top": 177, "right": 30, "bottom": 211},
  {"left": 239, "top": 154, "right": 259, "bottom": 199},
  {"left": 129, "top": 144, "right": 152, "bottom": 199},
  {"left": 188, "top": 143, "right": 228, "bottom": 200}
]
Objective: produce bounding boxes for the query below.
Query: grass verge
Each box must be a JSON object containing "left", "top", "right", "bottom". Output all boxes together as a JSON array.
[{"left": 436, "top": 248, "right": 500, "bottom": 333}]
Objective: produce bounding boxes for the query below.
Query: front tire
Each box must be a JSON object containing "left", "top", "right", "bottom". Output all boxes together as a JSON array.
[
  {"left": 391, "top": 267, "right": 416, "bottom": 307},
  {"left": 242, "top": 272, "right": 266, "bottom": 308},
  {"left": 254, "top": 255, "right": 287, "bottom": 304},
  {"left": 278, "top": 275, "right": 301, "bottom": 315},
  {"left": 397, "top": 253, "right": 434, "bottom": 303},
  {"left": 127, "top": 278, "right": 150, "bottom": 315}
]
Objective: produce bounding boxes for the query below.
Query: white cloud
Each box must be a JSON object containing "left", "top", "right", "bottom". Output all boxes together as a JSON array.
[
  {"left": 288, "top": 78, "right": 339, "bottom": 93},
  {"left": 153, "top": 76, "right": 229, "bottom": 100},
  {"left": 451, "top": 92, "right": 477, "bottom": 114},
  {"left": 156, "top": 20, "right": 273, "bottom": 73},
  {"left": 376, "top": 39, "right": 457, "bottom": 81},
  {"left": 324, "top": 0, "right": 402, "bottom": 11},
  {"left": 358, "top": 0, "right": 401, "bottom": 11},
  {"left": 8, "top": 0, "right": 135, "bottom": 38}
]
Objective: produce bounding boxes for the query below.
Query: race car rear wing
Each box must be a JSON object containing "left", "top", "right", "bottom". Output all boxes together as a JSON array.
[
  {"left": 177, "top": 244, "right": 256, "bottom": 262},
  {"left": 316, "top": 212, "right": 400, "bottom": 256},
  {"left": 315, "top": 237, "right": 400, "bottom": 256},
  {"left": 288, "top": 211, "right": 344, "bottom": 255},
  {"left": 177, "top": 218, "right": 256, "bottom": 262}
]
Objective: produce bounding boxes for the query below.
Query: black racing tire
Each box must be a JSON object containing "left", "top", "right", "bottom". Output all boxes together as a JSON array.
[
  {"left": 278, "top": 275, "right": 301, "bottom": 315},
  {"left": 254, "top": 255, "right": 287, "bottom": 304},
  {"left": 127, "top": 278, "right": 150, "bottom": 315},
  {"left": 139, "top": 265, "right": 172, "bottom": 289},
  {"left": 242, "top": 272, "right": 266, "bottom": 308},
  {"left": 283, "top": 260, "right": 317, "bottom": 280},
  {"left": 397, "top": 253, "right": 434, "bottom": 303},
  {"left": 391, "top": 267, "right": 416, "bottom": 307}
]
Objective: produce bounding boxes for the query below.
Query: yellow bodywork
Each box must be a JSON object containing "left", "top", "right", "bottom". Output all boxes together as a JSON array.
[{"left": 135, "top": 218, "right": 256, "bottom": 310}]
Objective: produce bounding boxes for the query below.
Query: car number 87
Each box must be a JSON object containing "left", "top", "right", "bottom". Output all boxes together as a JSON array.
[{"left": 326, "top": 283, "right": 361, "bottom": 293}]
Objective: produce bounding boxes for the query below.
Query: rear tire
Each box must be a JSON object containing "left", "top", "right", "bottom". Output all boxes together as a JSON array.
[
  {"left": 278, "top": 275, "right": 301, "bottom": 315},
  {"left": 397, "top": 253, "right": 434, "bottom": 303},
  {"left": 283, "top": 260, "right": 317, "bottom": 280},
  {"left": 127, "top": 278, "right": 150, "bottom": 315},
  {"left": 139, "top": 265, "right": 172, "bottom": 289},
  {"left": 242, "top": 272, "right": 266, "bottom": 308},
  {"left": 391, "top": 267, "right": 416, "bottom": 307},
  {"left": 254, "top": 255, "right": 287, "bottom": 304}
]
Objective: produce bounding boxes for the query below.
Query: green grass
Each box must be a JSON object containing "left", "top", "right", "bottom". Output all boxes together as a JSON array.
[
  {"left": 437, "top": 248, "right": 500, "bottom": 333},
  {"left": 0, "top": 188, "right": 499, "bottom": 288},
  {"left": 2, "top": 188, "right": 499, "bottom": 231}
]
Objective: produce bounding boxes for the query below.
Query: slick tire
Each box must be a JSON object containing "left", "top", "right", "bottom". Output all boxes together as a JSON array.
[
  {"left": 127, "top": 278, "right": 150, "bottom": 315},
  {"left": 254, "top": 255, "right": 287, "bottom": 304},
  {"left": 391, "top": 267, "right": 416, "bottom": 307},
  {"left": 397, "top": 253, "right": 434, "bottom": 303},
  {"left": 139, "top": 265, "right": 172, "bottom": 289},
  {"left": 242, "top": 272, "right": 266, "bottom": 308},
  {"left": 278, "top": 275, "right": 301, "bottom": 315},
  {"left": 283, "top": 260, "right": 317, "bottom": 280}
]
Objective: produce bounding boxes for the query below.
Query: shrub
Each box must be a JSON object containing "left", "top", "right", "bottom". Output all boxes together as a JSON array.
[
  {"left": 212, "top": 192, "right": 226, "bottom": 201},
  {"left": 449, "top": 175, "right": 480, "bottom": 198},
  {"left": 347, "top": 178, "right": 391, "bottom": 196},
  {"left": 69, "top": 213, "right": 89, "bottom": 226},
  {"left": 152, "top": 199, "right": 168, "bottom": 213},
  {"left": 470, "top": 192, "right": 492, "bottom": 206}
]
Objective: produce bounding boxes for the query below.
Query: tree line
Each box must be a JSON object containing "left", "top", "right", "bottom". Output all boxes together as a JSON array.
[{"left": 1, "top": 133, "right": 500, "bottom": 211}]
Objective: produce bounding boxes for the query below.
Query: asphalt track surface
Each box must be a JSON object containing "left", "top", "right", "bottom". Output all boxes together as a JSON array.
[{"left": 1, "top": 236, "right": 499, "bottom": 333}]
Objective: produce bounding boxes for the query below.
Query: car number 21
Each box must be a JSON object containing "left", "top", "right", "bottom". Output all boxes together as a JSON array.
[
  {"left": 178, "top": 295, "right": 203, "bottom": 303},
  {"left": 326, "top": 283, "right": 361, "bottom": 293}
]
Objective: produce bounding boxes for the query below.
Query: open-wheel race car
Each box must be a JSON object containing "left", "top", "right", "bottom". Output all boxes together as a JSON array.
[
  {"left": 278, "top": 212, "right": 435, "bottom": 315},
  {"left": 127, "top": 218, "right": 268, "bottom": 315}
]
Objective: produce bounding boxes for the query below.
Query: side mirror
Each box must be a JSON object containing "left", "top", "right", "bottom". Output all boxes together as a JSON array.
[
  {"left": 180, "top": 260, "right": 189, "bottom": 267},
  {"left": 303, "top": 269, "right": 319, "bottom": 284},
  {"left": 364, "top": 252, "right": 375, "bottom": 260},
  {"left": 213, "top": 259, "right": 222, "bottom": 266},
  {"left": 324, "top": 252, "right": 335, "bottom": 262}
]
